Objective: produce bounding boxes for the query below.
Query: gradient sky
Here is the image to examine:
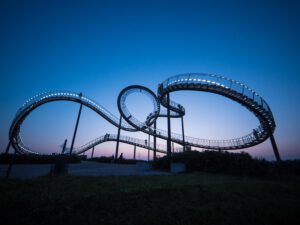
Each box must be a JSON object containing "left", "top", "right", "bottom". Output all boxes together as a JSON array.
[{"left": 0, "top": 0, "right": 299, "bottom": 160}]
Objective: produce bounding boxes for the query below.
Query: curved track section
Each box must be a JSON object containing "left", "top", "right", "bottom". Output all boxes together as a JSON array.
[
  {"left": 117, "top": 74, "right": 275, "bottom": 150},
  {"left": 9, "top": 91, "right": 136, "bottom": 154},
  {"left": 8, "top": 73, "right": 276, "bottom": 154},
  {"left": 74, "top": 133, "right": 167, "bottom": 155},
  {"left": 159, "top": 74, "right": 275, "bottom": 150}
]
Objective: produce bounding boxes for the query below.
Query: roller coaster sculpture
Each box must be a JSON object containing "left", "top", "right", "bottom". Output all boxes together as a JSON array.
[{"left": 6, "top": 73, "right": 281, "bottom": 161}]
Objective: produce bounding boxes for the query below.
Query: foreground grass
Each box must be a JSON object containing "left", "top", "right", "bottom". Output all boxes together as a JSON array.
[{"left": 0, "top": 173, "right": 300, "bottom": 225}]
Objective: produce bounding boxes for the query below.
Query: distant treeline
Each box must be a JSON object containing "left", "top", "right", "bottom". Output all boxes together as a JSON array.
[
  {"left": 151, "top": 151, "right": 300, "bottom": 176},
  {"left": 0, "top": 153, "right": 85, "bottom": 164},
  {"left": 87, "top": 155, "right": 137, "bottom": 164}
]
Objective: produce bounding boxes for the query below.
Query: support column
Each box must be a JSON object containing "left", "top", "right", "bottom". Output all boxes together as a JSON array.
[
  {"left": 5, "top": 140, "right": 13, "bottom": 179},
  {"left": 115, "top": 116, "right": 122, "bottom": 162},
  {"left": 148, "top": 133, "right": 150, "bottom": 161},
  {"left": 172, "top": 142, "right": 175, "bottom": 154},
  {"left": 91, "top": 146, "right": 95, "bottom": 159},
  {"left": 61, "top": 139, "right": 67, "bottom": 154},
  {"left": 70, "top": 93, "right": 83, "bottom": 155},
  {"left": 167, "top": 93, "right": 172, "bottom": 157},
  {"left": 5, "top": 140, "right": 11, "bottom": 154},
  {"left": 6, "top": 149, "right": 16, "bottom": 179},
  {"left": 133, "top": 145, "right": 136, "bottom": 161},
  {"left": 153, "top": 120, "right": 157, "bottom": 160},
  {"left": 270, "top": 133, "right": 281, "bottom": 161},
  {"left": 181, "top": 116, "right": 186, "bottom": 152}
]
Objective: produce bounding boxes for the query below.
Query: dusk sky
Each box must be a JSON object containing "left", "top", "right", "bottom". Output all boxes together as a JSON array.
[{"left": 0, "top": 0, "right": 299, "bottom": 160}]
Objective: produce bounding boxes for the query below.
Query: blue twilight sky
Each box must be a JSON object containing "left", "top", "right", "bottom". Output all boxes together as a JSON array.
[{"left": 0, "top": 0, "right": 300, "bottom": 160}]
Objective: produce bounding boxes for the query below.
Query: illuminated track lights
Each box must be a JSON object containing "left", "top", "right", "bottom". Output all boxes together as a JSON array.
[{"left": 9, "top": 73, "right": 277, "bottom": 156}]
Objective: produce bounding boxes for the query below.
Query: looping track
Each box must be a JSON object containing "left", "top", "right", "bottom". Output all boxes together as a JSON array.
[{"left": 9, "top": 73, "right": 276, "bottom": 155}]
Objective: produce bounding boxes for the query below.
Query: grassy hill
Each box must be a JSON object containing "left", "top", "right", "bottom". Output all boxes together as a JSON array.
[{"left": 1, "top": 172, "right": 299, "bottom": 225}]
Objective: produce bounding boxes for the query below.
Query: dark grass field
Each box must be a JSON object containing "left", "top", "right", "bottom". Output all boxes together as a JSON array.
[{"left": 1, "top": 173, "right": 300, "bottom": 225}]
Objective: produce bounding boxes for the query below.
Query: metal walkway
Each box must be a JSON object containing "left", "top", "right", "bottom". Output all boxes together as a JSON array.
[
  {"left": 7, "top": 73, "right": 280, "bottom": 160},
  {"left": 74, "top": 134, "right": 167, "bottom": 155}
]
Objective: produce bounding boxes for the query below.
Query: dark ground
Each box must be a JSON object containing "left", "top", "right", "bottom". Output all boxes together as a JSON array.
[
  {"left": 0, "top": 171, "right": 299, "bottom": 225},
  {"left": 0, "top": 161, "right": 168, "bottom": 179}
]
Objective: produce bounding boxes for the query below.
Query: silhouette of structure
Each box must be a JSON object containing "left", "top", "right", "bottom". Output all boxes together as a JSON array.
[{"left": 6, "top": 73, "right": 281, "bottom": 161}]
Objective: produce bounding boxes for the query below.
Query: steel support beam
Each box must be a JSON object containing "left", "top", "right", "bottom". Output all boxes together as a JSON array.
[
  {"left": 133, "top": 145, "right": 136, "bottom": 161},
  {"left": 62, "top": 139, "right": 67, "bottom": 154},
  {"left": 270, "top": 133, "right": 281, "bottom": 161},
  {"left": 70, "top": 94, "right": 83, "bottom": 155},
  {"left": 153, "top": 121, "right": 157, "bottom": 160},
  {"left": 167, "top": 93, "right": 172, "bottom": 157},
  {"left": 181, "top": 116, "right": 186, "bottom": 152},
  {"left": 5, "top": 140, "right": 13, "bottom": 179},
  {"left": 148, "top": 133, "right": 150, "bottom": 161},
  {"left": 5, "top": 140, "right": 11, "bottom": 154},
  {"left": 115, "top": 116, "right": 122, "bottom": 162},
  {"left": 91, "top": 146, "right": 94, "bottom": 159},
  {"left": 6, "top": 149, "right": 16, "bottom": 179}
]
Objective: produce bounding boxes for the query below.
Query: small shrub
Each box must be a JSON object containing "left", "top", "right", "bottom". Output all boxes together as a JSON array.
[
  {"left": 88, "top": 156, "right": 137, "bottom": 164},
  {"left": 152, "top": 151, "right": 270, "bottom": 176},
  {"left": 270, "top": 160, "right": 300, "bottom": 175},
  {"left": 151, "top": 156, "right": 170, "bottom": 171},
  {"left": 88, "top": 156, "right": 114, "bottom": 163}
]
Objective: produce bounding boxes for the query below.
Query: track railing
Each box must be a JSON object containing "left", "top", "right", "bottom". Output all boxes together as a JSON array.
[{"left": 8, "top": 73, "right": 276, "bottom": 155}]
